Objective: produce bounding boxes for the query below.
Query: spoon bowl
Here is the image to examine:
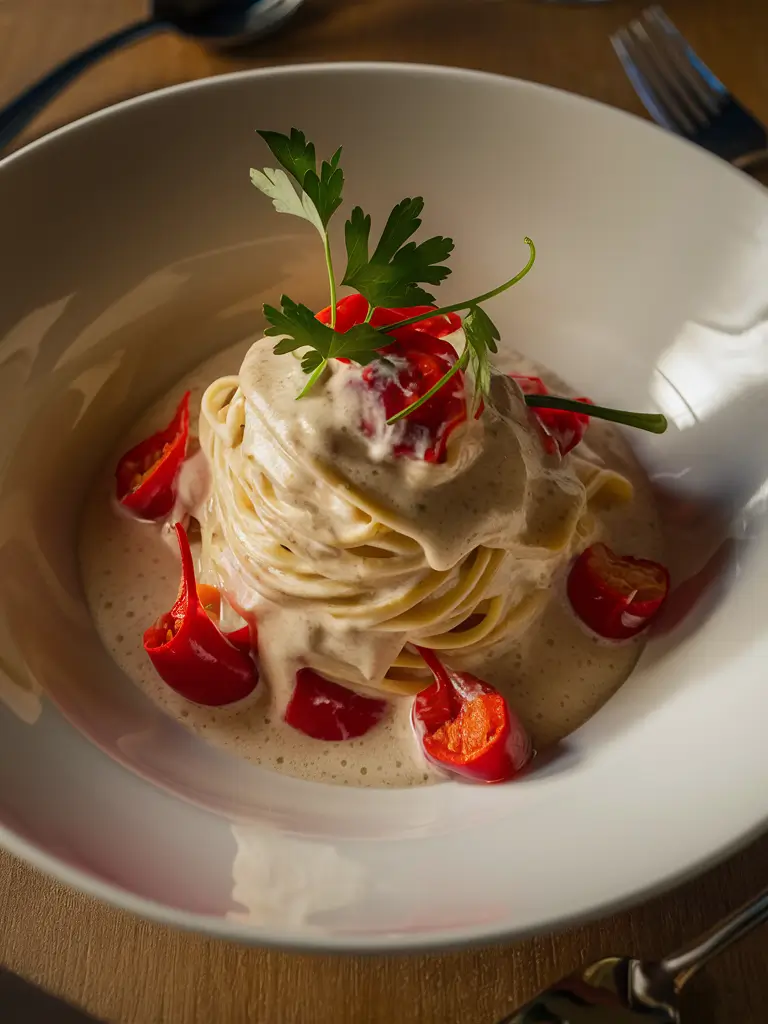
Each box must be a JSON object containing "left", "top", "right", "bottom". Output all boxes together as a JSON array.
[
  {"left": 0, "top": 0, "right": 305, "bottom": 152},
  {"left": 154, "top": 0, "right": 306, "bottom": 46}
]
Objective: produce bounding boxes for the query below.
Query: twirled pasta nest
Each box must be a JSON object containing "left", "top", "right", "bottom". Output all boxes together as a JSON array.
[{"left": 198, "top": 371, "right": 632, "bottom": 694}]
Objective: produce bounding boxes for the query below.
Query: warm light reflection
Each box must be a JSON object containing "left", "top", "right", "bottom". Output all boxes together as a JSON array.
[
  {"left": 741, "top": 476, "right": 768, "bottom": 534},
  {"left": 651, "top": 318, "right": 768, "bottom": 430}
]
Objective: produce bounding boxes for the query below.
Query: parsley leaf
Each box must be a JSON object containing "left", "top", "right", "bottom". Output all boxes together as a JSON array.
[
  {"left": 264, "top": 296, "right": 333, "bottom": 355},
  {"left": 463, "top": 305, "right": 500, "bottom": 410},
  {"left": 249, "top": 167, "right": 323, "bottom": 234},
  {"left": 265, "top": 296, "right": 383, "bottom": 363},
  {"left": 342, "top": 197, "right": 454, "bottom": 308},
  {"left": 377, "top": 237, "right": 537, "bottom": 334},
  {"left": 255, "top": 129, "right": 343, "bottom": 230},
  {"left": 332, "top": 323, "right": 388, "bottom": 364},
  {"left": 343, "top": 206, "right": 371, "bottom": 284},
  {"left": 303, "top": 147, "right": 344, "bottom": 228},
  {"left": 257, "top": 128, "right": 317, "bottom": 184},
  {"left": 253, "top": 129, "right": 345, "bottom": 326},
  {"left": 301, "top": 349, "right": 325, "bottom": 374},
  {"left": 263, "top": 295, "right": 385, "bottom": 397}
]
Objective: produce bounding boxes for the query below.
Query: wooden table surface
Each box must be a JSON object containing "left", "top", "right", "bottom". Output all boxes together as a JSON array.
[{"left": 1, "top": 1, "right": 767, "bottom": 1021}]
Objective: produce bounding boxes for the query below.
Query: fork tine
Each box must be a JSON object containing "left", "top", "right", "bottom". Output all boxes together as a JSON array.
[
  {"left": 638, "top": 15, "right": 716, "bottom": 124},
  {"left": 628, "top": 19, "right": 708, "bottom": 128},
  {"left": 611, "top": 29, "right": 672, "bottom": 130},
  {"left": 614, "top": 5, "right": 768, "bottom": 165},
  {"left": 643, "top": 6, "right": 726, "bottom": 115},
  {"left": 612, "top": 26, "right": 696, "bottom": 136}
]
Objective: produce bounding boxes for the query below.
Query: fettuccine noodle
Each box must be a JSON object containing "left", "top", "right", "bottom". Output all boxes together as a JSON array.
[{"left": 197, "top": 335, "right": 632, "bottom": 695}]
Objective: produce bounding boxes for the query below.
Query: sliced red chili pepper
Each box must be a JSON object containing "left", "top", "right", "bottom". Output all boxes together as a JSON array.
[
  {"left": 284, "top": 668, "right": 387, "bottom": 741},
  {"left": 225, "top": 625, "right": 254, "bottom": 656},
  {"left": 386, "top": 305, "right": 462, "bottom": 339},
  {"left": 511, "top": 375, "right": 592, "bottom": 456},
  {"left": 317, "top": 296, "right": 467, "bottom": 460},
  {"left": 196, "top": 583, "right": 255, "bottom": 655},
  {"left": 115, "top": 392, "right": 191, "bottom": 521},
  {"left": 567, "top": 542, "right": 670, "bottom": 640},
  {"left": 356, "top": 328, "right": 468, "bottom": 463},
  {"left": 411, "top": 646, "right": 532, "bottom": 784},
  {"left": 143, "top": 523, "right": 259, "bottom": 706},
  {"left": 316, "top": 294, "right": 461, "bottom": 343}
]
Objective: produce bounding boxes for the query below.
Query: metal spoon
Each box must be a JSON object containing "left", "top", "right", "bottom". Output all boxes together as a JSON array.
[
  {"left": 0, "top": 0, "right": 304, "bottom": 153},
  {"left": 497, "top": 886, "right": 768, "bottom": 1022}
]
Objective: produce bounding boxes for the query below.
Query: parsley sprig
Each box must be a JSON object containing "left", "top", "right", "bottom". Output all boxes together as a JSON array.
[
  {"left": 250, "top": 128, "right": 459, "bottom": 397},
  {"left": 250, "top": 128, "right": 668, "bottom": 439},
  {"left": 251, "top": 128, "right": 344, "bottom": 327}
]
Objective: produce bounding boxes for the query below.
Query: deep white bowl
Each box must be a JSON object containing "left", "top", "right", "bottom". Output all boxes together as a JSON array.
[{"left": 1, "top": 63, "right": 767, "bottom": 951}]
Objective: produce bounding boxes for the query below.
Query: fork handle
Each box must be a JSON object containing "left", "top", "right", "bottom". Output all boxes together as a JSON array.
[
  {"left": 0, "top": 18, "right": 167, "bottom": 154},
  {"left": 735, "top": 149, "right": 768, "bottom": 170},
  {"left": 657, "top": 886, "right": 768, "bottom": 990},
  {"left": 737, "top": 149, "right": 768, "bottom": 190}
]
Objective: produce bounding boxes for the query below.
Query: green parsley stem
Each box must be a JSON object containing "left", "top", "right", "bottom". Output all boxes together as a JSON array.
[
  {"left": 297, "top": 359, "right": 328, "bottom": 398},
  {"left": 363, "top": 303, "right": 375, "bottom": 324},
  {"left": 386, "top": 349, "right": 469, "bottom": 425},
  {"left": 376, "top": 237, "right": 536, "bottom": 334},
  {"left": 525, "top": 395, "right": 668, "bottom": 434},
  {"left": 323, "top": 234, "right": 338, "bottom": 329}
]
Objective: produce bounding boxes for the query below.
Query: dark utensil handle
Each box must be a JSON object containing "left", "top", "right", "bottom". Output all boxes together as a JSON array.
[
  {"left": 0, "top": 18, "right": 167, "bottom": 154},
  {"left": 659, "top": 886, "right": 768, "bottom": 989}
]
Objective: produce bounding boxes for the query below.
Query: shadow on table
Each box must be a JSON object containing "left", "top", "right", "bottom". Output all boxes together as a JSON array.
[
  {"left": 0, "top": 969, "right": 104, "bottom": 1023},
  {"left": 680, "top": 975, "right": 720, "bottom": 1024}
]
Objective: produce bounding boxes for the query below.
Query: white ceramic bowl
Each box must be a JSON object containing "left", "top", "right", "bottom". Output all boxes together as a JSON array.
[{"left": 1, "top": 64, "right": 767, "bottom": 952}]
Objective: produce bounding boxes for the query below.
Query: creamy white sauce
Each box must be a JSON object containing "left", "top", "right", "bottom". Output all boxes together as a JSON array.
[{"left": 79, "top": 339, "right": 664, "bottom": 787}]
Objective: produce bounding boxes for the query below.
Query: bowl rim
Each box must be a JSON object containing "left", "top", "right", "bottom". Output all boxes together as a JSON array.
[
  {"left": 1, "top": 56, "right": 760, "bottom": 194},
  {"left": 0, "top": 60, "right": 766, "bottom": 952},
  {"left": 2, "top": 810, "right": 765, "bottom": 953}
]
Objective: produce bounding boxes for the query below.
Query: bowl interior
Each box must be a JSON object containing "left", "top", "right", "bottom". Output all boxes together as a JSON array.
[{"left": 0, "top": 64, "right": 767, "bottom": 949}]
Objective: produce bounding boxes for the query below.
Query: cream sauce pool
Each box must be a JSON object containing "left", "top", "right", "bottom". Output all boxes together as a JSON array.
[{"left": 79, "top": 341, "right": 664, "bottom": 787}]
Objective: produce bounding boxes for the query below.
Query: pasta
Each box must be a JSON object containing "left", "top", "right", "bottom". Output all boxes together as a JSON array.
[{"left": 197, "top": 335, "right": 633, "bottom": 695}]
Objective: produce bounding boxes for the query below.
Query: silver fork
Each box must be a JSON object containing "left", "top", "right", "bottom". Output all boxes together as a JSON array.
[
  {"left": 494, "top": 886, "right": 768, "bottom": 1023},
  {"left": 611, "top": 5, "right": 768, "bottom": 169}
]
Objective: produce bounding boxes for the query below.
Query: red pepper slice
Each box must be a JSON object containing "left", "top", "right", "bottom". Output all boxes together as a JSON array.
[
  {"left": 223, "top": 625, "right": 254, "bottom": 656},
  {"left": 357, "top": 328, "right": 468, "bottom": 463},
  {"left": 317, "top": 295, "right": 467, "bottom": 461},
  {"left": 196, "top": 583, "right": 255, "bottom": 655},
  {"left": 284, "top": 668, "right": 387, "bottom": 741},
  {"left": 511, "top": 375, "right": 592, "bottom": 456},
  {"left": 411, "top": 647, "right": 532, "bottom": 784},
  {"left": 317, "top": 294, "right": 461, "bottom": 342},
  {"left": 115, "top": 392, "right": 191, "bottom": 521},
  {"left": 567, "top": 543, "right": 670, "bottom": 640},
  {"left": 143, "top": 523, "right": 259, "bottom": 706}
]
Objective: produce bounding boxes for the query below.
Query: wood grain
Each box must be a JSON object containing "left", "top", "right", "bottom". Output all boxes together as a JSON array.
[{"left": 1, "top": 1, "right": 767, "bottom": 1021}]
